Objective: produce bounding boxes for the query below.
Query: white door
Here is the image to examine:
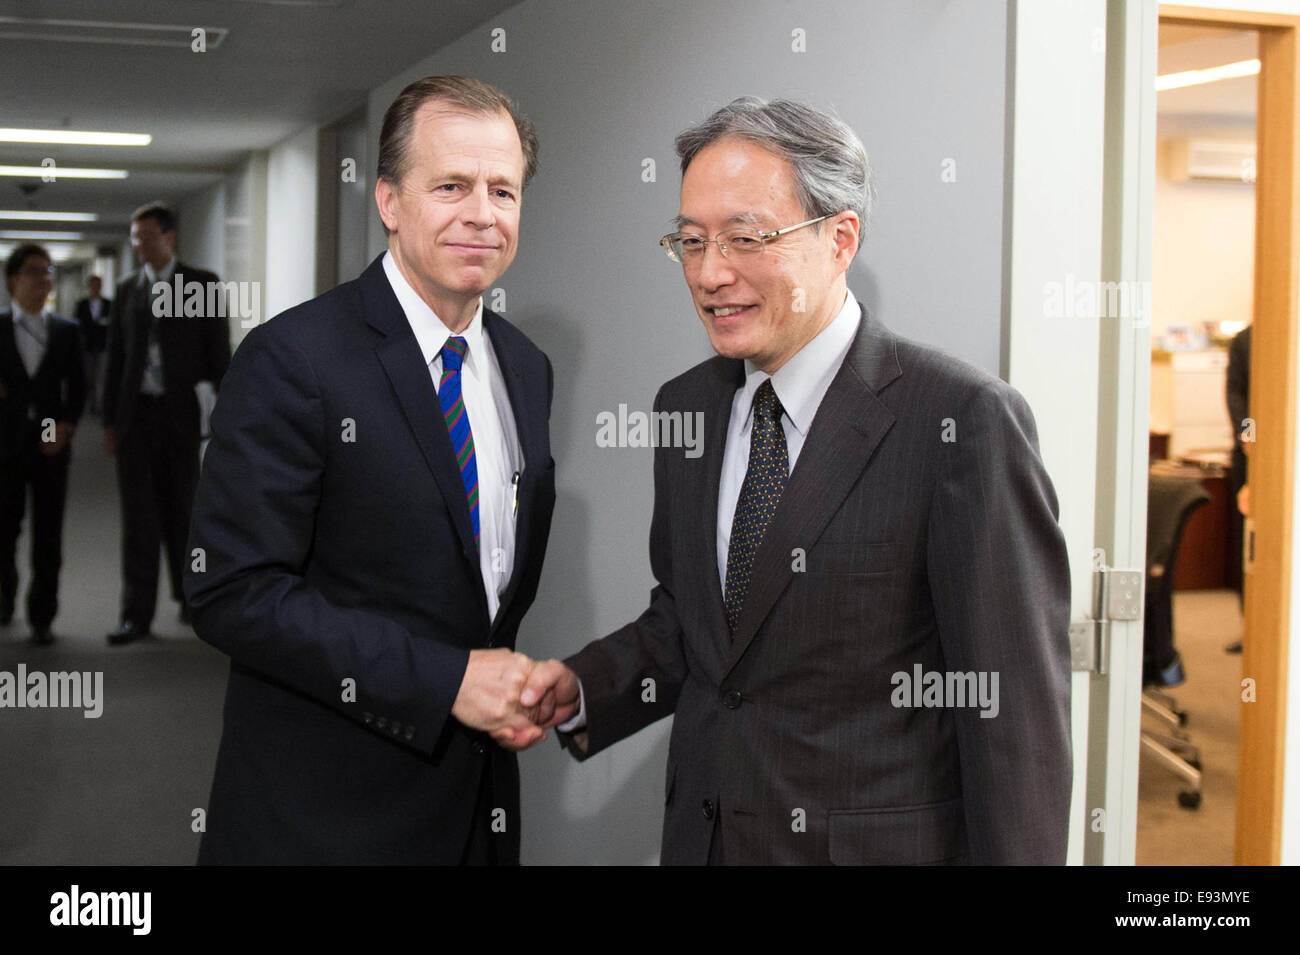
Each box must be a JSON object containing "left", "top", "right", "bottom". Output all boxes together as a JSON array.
[{"left": 1004, "top": 0, "right": 1156, "bottom": 865}]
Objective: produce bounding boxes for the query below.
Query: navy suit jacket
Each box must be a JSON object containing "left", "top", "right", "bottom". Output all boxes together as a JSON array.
[
  {"left": 184, "top": 254, "right": 556, "bottom": 863},
  {"left": 104, "top": 263, "right": 230, "bottom": 442},
  {"left": 0, "top": 310, "right": 85, "bottom": 460},
  {"left": 74, "top": 296, "right": 111, "bottom": 354}
]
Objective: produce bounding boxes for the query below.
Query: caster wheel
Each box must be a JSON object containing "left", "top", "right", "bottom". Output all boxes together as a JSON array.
[
  {"left": 1177, "top": 711, "right": 1189, "bottom": 727},
  {"left": 1178, "top": 791, "right": 1202, "bottom": 809}
]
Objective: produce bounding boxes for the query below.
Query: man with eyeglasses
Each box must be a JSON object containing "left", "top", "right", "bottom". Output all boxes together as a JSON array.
[
  {"left": 0, "top": 244, "right": 86, "bottom": 644},
  {"left": 521, "top": 97, "right": 1072, "bottom": 865}
]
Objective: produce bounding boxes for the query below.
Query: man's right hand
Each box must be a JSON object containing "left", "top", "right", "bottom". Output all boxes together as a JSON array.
[
  {"left": 520, "top": 659, "right": 581, "bottom": 729},
  {"left": 103, "top": 425, "right": 116, "bottom": 456},
  {"left": 451, "top": 648, "right": 545, "bottom": 749}
]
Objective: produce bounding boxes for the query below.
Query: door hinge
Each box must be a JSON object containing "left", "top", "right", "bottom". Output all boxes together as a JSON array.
[{"left": 1070, "top": 568, "right": 1143, "bottom": 674}]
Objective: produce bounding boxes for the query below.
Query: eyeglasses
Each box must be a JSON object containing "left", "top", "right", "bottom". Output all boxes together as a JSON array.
[
  {"left": 660, "top": 214, "right": 834, "bottom": 264},
  {"left": 19, "top": 265, "right": 54, "bottom": 277}
]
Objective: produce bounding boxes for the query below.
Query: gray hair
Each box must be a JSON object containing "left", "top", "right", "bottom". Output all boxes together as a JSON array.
[{"left": 675, "top": 97, "right": 875, "bottom": 249}]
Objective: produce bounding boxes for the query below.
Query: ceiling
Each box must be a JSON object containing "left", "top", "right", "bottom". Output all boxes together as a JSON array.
[
  {"left": 0, "top": 0, "right": 521, "bottom": 249},
  {"left": 2, "top": 5, "right": 1262, "bottom": 259},
  {"left": 1157, "top": 21, "right": 1257, "bottom": 137}
]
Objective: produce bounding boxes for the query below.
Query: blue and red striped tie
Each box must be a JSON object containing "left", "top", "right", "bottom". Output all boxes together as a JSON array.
[{"left": 439, "top": 337, "right": 479, "bottom": 551}]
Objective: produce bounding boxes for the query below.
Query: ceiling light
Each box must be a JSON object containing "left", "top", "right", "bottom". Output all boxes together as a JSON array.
[
  {"left": 0, "top": 230, "right": 86, "bottom": 241},
  {"left": 0, "top": 210, "right": 98, "bottom": 221},
  {"left": 0, "top": 128, "right": 150, "bottom": 147},
  {"left": 1157, "top": 58, "right": 1260, "bottom": 92},
  {"left": 0, "top": 165, "right": 127, "bottom": 179}
]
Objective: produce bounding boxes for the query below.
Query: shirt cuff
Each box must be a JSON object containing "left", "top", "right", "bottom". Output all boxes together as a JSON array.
[{"left": 555, "top": 679, "right": 587, "bottom": 733}]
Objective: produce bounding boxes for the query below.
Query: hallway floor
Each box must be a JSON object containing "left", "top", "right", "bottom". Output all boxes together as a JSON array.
[
  {"left": 0, "top": 424, "right": 1250, "bottom": 863},
  {"left": 0, "top": 425, "right": 227, "bottom": 864}
]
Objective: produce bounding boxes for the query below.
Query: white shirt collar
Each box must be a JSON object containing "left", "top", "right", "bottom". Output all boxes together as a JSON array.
[
  {"left": 737, "top": 289, "right": 861, "bottom": 437},
  {"left": 11, "top": 301, "right": 46, "bottom": 327},
  {"left": 382, "top": 250, "right": 485, "bottom": 372},
  {"left": 143, "top": 257, "right": 177, "bottom": 285}
]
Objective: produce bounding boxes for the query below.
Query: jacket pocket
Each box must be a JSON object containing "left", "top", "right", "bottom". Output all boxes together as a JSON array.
[{"left": 827, "top": 796, "right": 965, "bottom": 865}]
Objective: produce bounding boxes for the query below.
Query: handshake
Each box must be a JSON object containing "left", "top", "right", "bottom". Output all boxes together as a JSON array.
[{"left": 450, "top": 648, "right": 581, "bottom": 751}]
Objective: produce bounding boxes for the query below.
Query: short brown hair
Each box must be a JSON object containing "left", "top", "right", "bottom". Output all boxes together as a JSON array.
[
  {"left": 5, "top": 242, "right": 51, "bottom": 281},
  {"left": 132, "top": 201, "right": 178, "bottom": 234},
  {"left": 377, "top": 75, "right": 539, "bottom": 189}
]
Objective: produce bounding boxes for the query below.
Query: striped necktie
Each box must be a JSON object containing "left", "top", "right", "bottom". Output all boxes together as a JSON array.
[
  {"left": 723, "top": 379, "right": 789, "bottom": 634},
  {"left": 439, "top": 336, "right": 480, "bottom": 551}
]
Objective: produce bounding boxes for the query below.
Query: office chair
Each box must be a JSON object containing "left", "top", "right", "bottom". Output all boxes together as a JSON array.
[{"left": 1142, "top": 473, "right": 1210, "bottom": 810}]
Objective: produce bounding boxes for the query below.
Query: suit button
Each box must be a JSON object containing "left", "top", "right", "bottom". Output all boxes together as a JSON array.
[
  {"left": 404, "top": 727, "right": 415, "bottom": 742},
  {"left": 362, "top": 712, "right": 374, "bottom": 726},
  {"left": 701, "top": 799, "right": 715, "bottom": 820},
  {"left": 375, "top": 716, "right": 388, "bottom": 730},
  {"left": 473, "top": 741, "right": 487, "bottom": 755},
  {"left": 389, "top": 721, "right": 402, "bottom": 735},
  {"left": 722, "top": 688, "right": 742, "bottom": 709}
]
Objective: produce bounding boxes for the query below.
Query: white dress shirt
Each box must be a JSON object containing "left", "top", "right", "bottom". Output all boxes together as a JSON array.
[
  {"left": 382, "top": 251, "right": 522, "bottom": 623},
  {"left": 716, "top": 289, "right": 861, "bottom": 592},
  {"left": 11, "top": 302, "right": 48, "bottom": 379},
  {"left": 139, "top": 257, "right": 176, "bottom": 395},
  {"left": 561, "top": 289, "right": 861, "bottom": 733}
]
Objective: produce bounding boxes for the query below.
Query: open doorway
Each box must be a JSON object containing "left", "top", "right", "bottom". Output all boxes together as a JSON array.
[
  {"left": 1148, "top": 4, "right": 1298, "bottom": 866},
  {"left": 1140, "top": 19, "right": 1257, "bottom": 865}
]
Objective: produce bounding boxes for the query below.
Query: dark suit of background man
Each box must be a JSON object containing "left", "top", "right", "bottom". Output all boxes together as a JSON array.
[
  {"left": 75, "top": 274, "right": 111, "bottom": 416},
  {"left": 103, "top": 202, "right": 231, "bottom": 646},
  {"left": 523, "top": 97, "right": 1073, "bottom": 865},
  {"left": 1224, "top": 324, "right": 1251, "bottom": 653},
  {"left": 0, "top": 243, "right": 86, "bottom": 644},
  {"left": 185, "top": 76, "right": 557, "bottom": 864}
]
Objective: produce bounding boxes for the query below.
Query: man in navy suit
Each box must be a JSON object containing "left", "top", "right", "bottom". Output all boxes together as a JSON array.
[
  {"left": 103, "top": 202, "right": 230, "bottom": 645},
  {"left": 74, "top": 275, "right": 110, "bottom": 416},
  {"left": 0, "top": 243, "right": 86, "bottom": 643},
  {"left": 185, "top": 76, "right": 557, "bottom": 864}
]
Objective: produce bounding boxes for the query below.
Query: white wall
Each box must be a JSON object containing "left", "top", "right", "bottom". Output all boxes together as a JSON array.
[
  {"left": 364, "top": 0, "right": 1014, "bottom": 866},
  {"left": 179, "top": 180, "right": 228, "bottom": 279},
  {"left": 1152, "top": 164, "right": 1255, "bottom": 342},
  {"left": 265, "top": 124, "right": 319, "bottom": 320}
]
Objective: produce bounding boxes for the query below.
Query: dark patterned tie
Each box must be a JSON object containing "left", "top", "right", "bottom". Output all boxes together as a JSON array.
[
  {"left": 724, "top": 379, "right": 789, "bottom": 634},
  {"left": 439, "top": 337, "right": 480, "bottom": 551}
]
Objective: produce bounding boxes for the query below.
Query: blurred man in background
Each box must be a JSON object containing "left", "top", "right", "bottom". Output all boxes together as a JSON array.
[
  {"left": 74, "top": 274, "right": 111, "bottom": 416},
  {"left": 0, "top": 243, "right": 86, "bottom": 644},
  {"left": 103, "top": 202, "right": 230, "bottom": 645}
]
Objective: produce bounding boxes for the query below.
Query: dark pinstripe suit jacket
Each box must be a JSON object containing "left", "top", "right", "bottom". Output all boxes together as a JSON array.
[{"left": 561, "top": 303, "right": 1072, "bottom": 865}]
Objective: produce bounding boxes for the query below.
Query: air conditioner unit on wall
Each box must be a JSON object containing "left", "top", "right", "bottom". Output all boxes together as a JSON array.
[{"left": 1164, "top": 139, "right": 1256, "bottom": 183}]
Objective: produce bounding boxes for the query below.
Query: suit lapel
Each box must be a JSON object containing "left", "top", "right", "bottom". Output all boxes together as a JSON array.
[
  {"left": 484, "top": 310, "right": 541, "bottom": 635},
  {"left": 0, "top": 313, "right": 31, "bottom": 386},
  {"left": 688, "top": 358, "right": 745, "bottom": 658},
  {"left": 361, "top": 257, "right": 486, "bottom": 614},
  {"left": 724, "top": 306, "right": 902, "bottom": 674},
  {"left": 126, "top": 272, "right": 151, "bottom": 367}
]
